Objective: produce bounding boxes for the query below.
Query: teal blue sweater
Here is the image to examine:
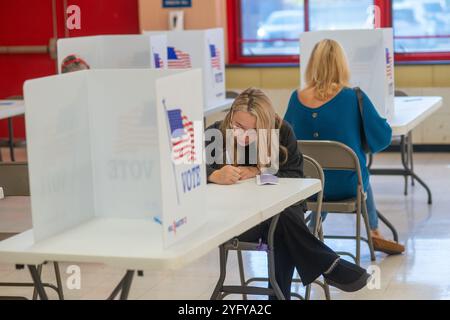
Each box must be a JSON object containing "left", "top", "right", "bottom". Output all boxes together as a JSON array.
[{"left": 284, "top": 87, "right": 392, "bottom": 200}]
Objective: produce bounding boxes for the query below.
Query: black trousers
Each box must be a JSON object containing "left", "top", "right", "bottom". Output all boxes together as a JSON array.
[{"left": 238, "top": 203, "right": 339, "bottom": 300}]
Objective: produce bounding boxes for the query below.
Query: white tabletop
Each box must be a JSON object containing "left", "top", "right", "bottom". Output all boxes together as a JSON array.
[
  {"left": 0, "top": 100, "right": 25, "bottom": 120},
  {"left": 391, "top": 97, "right": 443, "bottom": 136},
  {"left": 0, "top": 178, "right": 320, "bottom": 270},
  {"left": 204, "top": 99, "right": 234, "bottom": 118}
]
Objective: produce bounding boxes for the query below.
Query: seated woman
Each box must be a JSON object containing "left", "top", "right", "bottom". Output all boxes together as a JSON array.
[
  {"left": 284, "top": 39, "right": 405, "bottom": 254},
  {"left": 61, "top": 54, "right": 90, "bottom": 73},
  {"left": 205, "top": 87, "right": 370, "bottom": 300}
]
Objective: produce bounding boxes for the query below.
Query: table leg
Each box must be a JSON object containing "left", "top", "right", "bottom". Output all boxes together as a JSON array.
[
  {"left": 408, "top": 132, "right": 415, "bottom": 186},
  {"left": 7, "top": 118, "right": 15, "bottom": 162},
  {"left": 107, "top": 270, "right": 135, "bottom": 300},
  {"left": 1, "top": 262, "right": 63, "bottom": 300},
  {"left": 32, "top": 264, "right": 43, "bottom": 300},
  {"left": 370, "top": 132, "right": 433, "bottom": 204},
  {"left": 28, "top": 265, "right": 49, "bottom": 300},
  {"left": 400, "top": 135, "right": 432, "bottom": 204},
  {"left": 266, "top": 214, "right": 285, "bottom": 300},
  {"left": 53, "top": 262, "right": 65, "bottom": 300},
  {"left": 119, "top": 270, "right": 135, "bottom": 300},
  {"left": 401, "top": 136, "right": 409, "bottom": 196}
]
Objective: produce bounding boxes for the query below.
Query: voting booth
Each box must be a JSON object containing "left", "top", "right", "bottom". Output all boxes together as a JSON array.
[
  {"left": 145, "top": 28, "right": 226, "bottom": 108},
  {"left": 57, "top": 34, "right": 168, "bottom": 73},
  {"left": 24, "top": 69, "right": 206, "bottom": 247},
  {"left": 300, "top": 28, "right": 395, "bottom": 121}
]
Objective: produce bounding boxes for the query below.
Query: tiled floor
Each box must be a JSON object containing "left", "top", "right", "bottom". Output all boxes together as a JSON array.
[{"left": 1, "top": 149, "right": 450, "bottom": 300}]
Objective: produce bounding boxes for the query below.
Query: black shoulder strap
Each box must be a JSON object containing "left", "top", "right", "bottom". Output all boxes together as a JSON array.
[
  {"left": 354, "top": 86, "right": 364, "bottom": 116},
  {"left": 353, "top": 87, "right": 370, "bottom": 154}
]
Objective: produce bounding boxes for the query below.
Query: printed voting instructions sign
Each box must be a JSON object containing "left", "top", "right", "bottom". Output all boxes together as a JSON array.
[{"left": 24, "top": 69, "right": 206, "bottom": 248}]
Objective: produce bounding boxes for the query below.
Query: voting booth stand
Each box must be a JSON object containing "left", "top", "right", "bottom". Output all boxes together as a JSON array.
[
  {"left": 300, "top": 28, "right": 395, "bottom": 121},
  {"left": 24, "top": 69, "right": 206, "bottom": 248},
  {"left": 145, "top": 28, "right": 226, "bottom": 108},
  {"left": 57, "top": 35, "right": 168, "bottom": 73}
]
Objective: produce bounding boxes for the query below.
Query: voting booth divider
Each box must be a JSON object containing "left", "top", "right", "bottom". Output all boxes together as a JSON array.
[
  {"left": 57, "top": 34, "right": 168, "bottom": 73},
  {"left": 300, "top": 28, "right": 395, "bottom": 121},
  {"left": 145, "top": 28, "right": 226, "bottom": 108},
  {"left": 23, "top": 69, "right": 206, "bottom": 248}
]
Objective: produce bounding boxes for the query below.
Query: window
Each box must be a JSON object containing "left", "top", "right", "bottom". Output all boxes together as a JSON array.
[
  {"left": 228, "top": 0, "right": 450, "bottom": 64},
  {"left": 309, "top": 0, "right": 374, "bottom": 31},
  {"left": 240, "top": 0, "right": 305, "bottom": 57},
  {"left": 232, "top": 0, "right": 377, "bottom": 63},
  {"left": 393, "top": 0, "right": 450, "bottom": 54}
]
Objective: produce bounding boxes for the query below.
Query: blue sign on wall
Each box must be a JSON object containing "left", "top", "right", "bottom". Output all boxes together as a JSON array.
[{"left": 163, "top": 0, "right": 192, "bottom": 8}]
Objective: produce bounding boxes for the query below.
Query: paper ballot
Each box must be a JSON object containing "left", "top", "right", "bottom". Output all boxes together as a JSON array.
[{"left": 256, "top": 174, "right": 279, "bottom": 186}]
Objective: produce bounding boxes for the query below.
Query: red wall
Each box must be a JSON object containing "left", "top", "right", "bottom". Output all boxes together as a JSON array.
[{"left": 0, "top": 0, "right": 140, "bottom": 138}]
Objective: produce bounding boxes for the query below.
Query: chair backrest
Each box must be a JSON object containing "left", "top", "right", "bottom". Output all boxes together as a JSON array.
[
  {"left": 0, "top": 162, "right": 30, "bottom": 196},
  {"left": 302, "top": 155, "right": 324, "bottom": 186},
  {"left": 298, "top": 140, "right": 363, "bottom": 186},
  {"left": 394, "top": 90, "right": 408, "bottom": 97},
  {"left": 225, "top": 90, "right": 240, "bottom": 99}
]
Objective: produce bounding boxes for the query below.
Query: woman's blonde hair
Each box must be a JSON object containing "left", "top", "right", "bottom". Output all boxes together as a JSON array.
[
  {"left": 220, "top": 88, "right": 288, "bottom": 169},
  {"left": 305, "top": 39, "right": 350, "bottom": 101}
]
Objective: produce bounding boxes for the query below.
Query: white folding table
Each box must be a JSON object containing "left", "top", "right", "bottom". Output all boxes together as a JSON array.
[
  {"left": 368, "top": 96, "right": 443, "bottom": 243},
  {"left": 0, "top": 178, "right": 321, "bottom": 300},
  {"left": 369, "top": 96, "right": 443, "bottom": 205},
  {"left": 0, "top": 100, "right": 25, "bottom": 162}
]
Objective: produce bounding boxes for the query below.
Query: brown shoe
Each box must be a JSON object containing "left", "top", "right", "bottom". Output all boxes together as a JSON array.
[{"left": 372, "top": 237, "right": 405, "bottom": 255}]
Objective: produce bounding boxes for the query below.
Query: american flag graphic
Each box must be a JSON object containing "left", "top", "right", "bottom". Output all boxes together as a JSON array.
[
  {"left": 167, "top": 47, "right": 192, "bottom": 69},
  {"left": 154, "top": 52, "right": 164, "bottom": 69},
  {"left": 114, "top": 106, "right": 157, "bottom": 154},
  {"left": 386, "top": 48, "right": 393, "bottom": 80},
  {"left": 209, "top": 44, "right": 221, "bottom": 70},
  {"left": 167, "top": 109, "right": 195, "bottom": 164}
]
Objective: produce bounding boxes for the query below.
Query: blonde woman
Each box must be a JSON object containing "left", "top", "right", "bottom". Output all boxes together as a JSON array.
[
  {"left": 205, "top": 88, "right": 370, "bottom": 300},
  {"left": 284, "top": 39, "right": 405, "bottom": 254}
]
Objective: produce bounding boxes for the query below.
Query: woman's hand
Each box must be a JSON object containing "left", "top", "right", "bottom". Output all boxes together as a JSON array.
[
  {"left": 238, "top": 166, "right": 260, "bottom": 181},
  {"left": 208, "top": 166, "right": 242, "bottom": 185}
]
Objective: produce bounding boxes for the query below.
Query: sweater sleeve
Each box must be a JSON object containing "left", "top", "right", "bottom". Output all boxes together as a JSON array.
[
  {"left": 361, "top": 90, "right": 393, "bottom": 154},
  {"left": 276, "top": 121, "right": 304, "bottom": 178}
]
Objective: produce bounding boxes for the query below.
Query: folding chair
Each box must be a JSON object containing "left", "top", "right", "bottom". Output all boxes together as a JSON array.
[
  {"left": 0, "top": 162, "right": 64, "bottom": 300},
  {"left": 211, "top": 155, "right": 330, "bottom": 300},
  {"left": 298, "top": 140, "right": 376, "bottom": 265}
]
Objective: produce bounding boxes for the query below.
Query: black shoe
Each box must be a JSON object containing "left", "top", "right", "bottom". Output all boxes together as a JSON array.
[{"left": 323, "top": 259, "right": 371, "bottom": 292}]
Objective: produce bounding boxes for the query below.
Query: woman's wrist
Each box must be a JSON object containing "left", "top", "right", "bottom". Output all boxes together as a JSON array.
[{"left": 207, "top": 170, "right": 219, "bottom": 183}]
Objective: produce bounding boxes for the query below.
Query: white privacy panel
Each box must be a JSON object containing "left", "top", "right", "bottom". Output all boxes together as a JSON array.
[
  {"left": 87, "top": 70, "right": 168, "bottom": 219},
  {"left": 24, "top": 69, "right": 205, "bottom": 247},
  {"left": 156, "top": 69, "right": 207, "bottom": 247},
  {"left": 24, "top": 71, "right": 95, "bottom": 241},
  {"left": 145, "top": 28, "right": 226, "bottom": 109},
  {"left": 57, "top": 36, "right": 98, "bottom": 73},
  {"left": 300, "top": 29, "right": 395, "bottom": 121},
  {"left": 57, "top": 35, "right": 168, "bottom": 73}
]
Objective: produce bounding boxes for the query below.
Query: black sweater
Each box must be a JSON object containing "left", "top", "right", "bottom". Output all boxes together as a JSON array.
[{"left": 205, "top": 120, "right": 304, "bottom": 179}]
